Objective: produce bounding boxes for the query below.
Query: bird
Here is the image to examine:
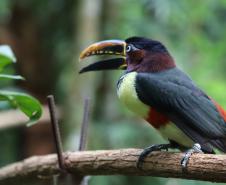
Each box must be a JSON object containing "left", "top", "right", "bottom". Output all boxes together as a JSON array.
[{"left": 79, "top": 36, "right": 226, "bottom": 169}]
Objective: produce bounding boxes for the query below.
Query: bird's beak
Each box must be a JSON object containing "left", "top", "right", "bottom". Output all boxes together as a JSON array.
[{"left": 79, "top": 40, "right": 127, "bottom": 73}]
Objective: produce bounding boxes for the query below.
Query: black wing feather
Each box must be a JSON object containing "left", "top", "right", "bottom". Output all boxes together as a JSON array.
[{"left": 135, "top": 68, "right": 226, "bottom": 152}]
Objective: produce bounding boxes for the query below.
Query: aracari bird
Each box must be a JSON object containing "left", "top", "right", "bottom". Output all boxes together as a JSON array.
[{"left": 79, "top": 37, "right": 226, "bottom": 168}]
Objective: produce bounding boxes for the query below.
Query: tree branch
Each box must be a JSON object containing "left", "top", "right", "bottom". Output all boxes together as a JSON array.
[{"left": 0, "top": 149, "right": 226, "bottom": 185}]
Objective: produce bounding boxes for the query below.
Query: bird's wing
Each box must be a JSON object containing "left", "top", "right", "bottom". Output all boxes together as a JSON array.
[{"left": 135, "top": 71, "right": 226, "bottom": 146}]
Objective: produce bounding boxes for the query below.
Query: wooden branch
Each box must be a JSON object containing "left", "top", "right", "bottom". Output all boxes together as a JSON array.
[{"left": 0, "top": 149, "right": 226, "bottom": 185}]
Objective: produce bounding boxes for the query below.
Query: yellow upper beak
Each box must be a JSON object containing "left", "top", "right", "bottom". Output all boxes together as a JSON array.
[
  {"left": 78, "top": 40, "right": 127, "bottom": 73},
  {"left": 79, "top": 40, "right": 126, "bottom": 60}
]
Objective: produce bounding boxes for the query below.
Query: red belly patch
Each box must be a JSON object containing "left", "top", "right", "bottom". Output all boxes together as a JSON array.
[
  {"left": 146, "top": 108, "right": 169, "bottom": 128},
  {"left": 212, "top": 100, "right": 226, "bottom": 122}
]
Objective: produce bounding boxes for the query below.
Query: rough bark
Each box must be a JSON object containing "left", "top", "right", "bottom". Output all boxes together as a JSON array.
[{"left": 0, "top": 149, "right": 226, "bottom": 185}]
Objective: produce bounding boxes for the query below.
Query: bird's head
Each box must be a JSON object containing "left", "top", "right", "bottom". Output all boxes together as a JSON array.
[{"left": 79, "top": 36, "right": 175, "bottom": 73}]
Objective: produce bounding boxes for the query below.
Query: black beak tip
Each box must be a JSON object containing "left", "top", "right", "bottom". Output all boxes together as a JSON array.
[
  {"left": 79, "top": 69, "right": 84, "bottom": 74},
  {"left": 79, "top": 68, "right": 88, "bottom": 74}
]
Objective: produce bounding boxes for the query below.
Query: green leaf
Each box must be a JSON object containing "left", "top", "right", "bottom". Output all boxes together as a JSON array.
[
  {"left": 0, "top": 91, "right": 42, "bottom": 126},
  {"left": 0, "top": 45, "right": 42, "bottom": 126},
  {"left": 0, "top": 74, "right": 25, "bottom": 80},
  {"left": 0, "top": 45, "right": 16, "bottom": 72}
]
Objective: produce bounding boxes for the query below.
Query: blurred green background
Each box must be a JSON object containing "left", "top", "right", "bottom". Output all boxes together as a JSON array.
[{"left": 0, "top": 0, "right": 226, "bottom": 185}]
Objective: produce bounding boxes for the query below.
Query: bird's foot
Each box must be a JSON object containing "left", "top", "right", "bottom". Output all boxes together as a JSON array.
[
  {"left": 137, "top": 143, "right": 172, "bottom": 169},
  {"left": 181, "top": 143, "right": 203, "bottom": 170}
]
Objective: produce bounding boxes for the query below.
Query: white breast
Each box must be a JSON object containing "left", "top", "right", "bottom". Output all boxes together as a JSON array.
[
  {"left": 117, "top": 72, "right": 194, "bottom": 148},
  {"left": 117, "top": 72, "right": 149, "bottom": 118}
]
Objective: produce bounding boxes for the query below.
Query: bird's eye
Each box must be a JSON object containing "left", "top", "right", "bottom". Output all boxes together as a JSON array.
[{"left": 126, "top": 45, "right": 132, "bottom": 52}]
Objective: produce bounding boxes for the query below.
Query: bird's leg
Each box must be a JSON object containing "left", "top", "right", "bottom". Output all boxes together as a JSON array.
[
  {"left": 137, "top": 141, "right": 179, "bottom": 169},
  {"left": 181, "top": 143, "right": 203, "bottom": 170}
]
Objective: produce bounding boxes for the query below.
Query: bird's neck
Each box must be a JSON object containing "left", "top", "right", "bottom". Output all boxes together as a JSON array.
[{"left": 138, "top": 53, "right": 176, "bottom": 73}]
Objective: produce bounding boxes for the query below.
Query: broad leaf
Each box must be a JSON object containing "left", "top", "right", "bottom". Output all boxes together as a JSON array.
[
  {"left": 0, "top": 91, "right": 42, "bottom": 126},
  {"left": 0, "top": 74, "right": 25, "bottom": 80},
  {"left": 0, "top": 45, "right": 42, "bottom": 126},
  {"left": 0, "top": 45, "right": 16, "bottom": 72}
]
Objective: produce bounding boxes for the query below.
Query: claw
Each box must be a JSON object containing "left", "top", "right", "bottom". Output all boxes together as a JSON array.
[
  {"left": 137, "top": 143, "right": 172, "bottom": 170},
  {"left": 181, "top": 143, "right": 203, "bottom": 170}
]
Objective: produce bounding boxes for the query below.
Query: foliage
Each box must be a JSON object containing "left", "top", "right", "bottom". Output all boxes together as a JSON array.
[{"left": 0, "top": 45, "right": 42, "bottom": 126}]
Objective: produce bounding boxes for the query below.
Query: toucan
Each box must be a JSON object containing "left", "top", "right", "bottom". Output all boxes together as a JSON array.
[{"left": 79, "top": 37, "right": 226, "bottom": 169}]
